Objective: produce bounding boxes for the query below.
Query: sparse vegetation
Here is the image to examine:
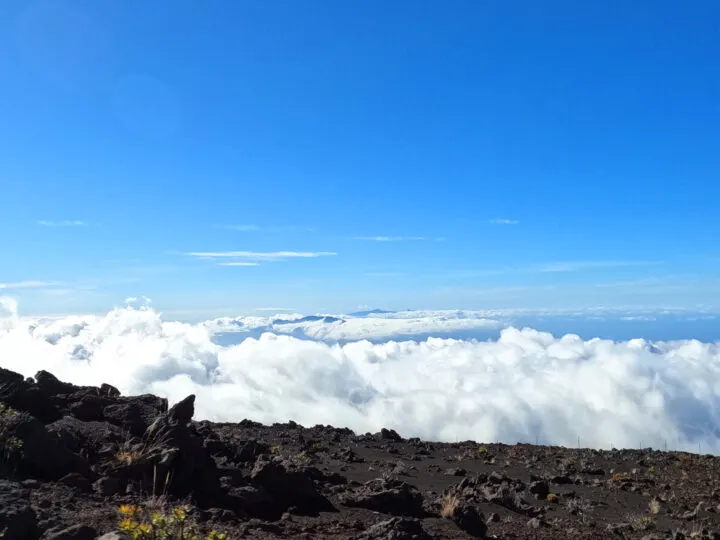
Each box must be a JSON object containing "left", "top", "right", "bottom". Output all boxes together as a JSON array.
[
  {"left": 546, "top": 493, "right": 560, "bottom": 504},
  {"left": 609, "top": 472, "right": 631, "bottom": 482},
  {"left": 648, "top": 499, "right": 661, "bottom": 514},
  {"left": 270, "top": 444, "right": 282, "bottom": 454},
  {"left": 440, "top": 493, "right": 460, "bottom": 518},
  {"left": 627, "top": 513, "right": 655, "bottom": 531},
  {"left": 117, "top": 504, "right": 228, "bottom": 539},
  {"left": 0, "top": 403, "right": 23, "bottom": 470}
]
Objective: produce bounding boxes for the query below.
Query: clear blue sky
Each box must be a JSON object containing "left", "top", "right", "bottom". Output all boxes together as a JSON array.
[{"left": 1, "top": 0, "right": 719, "bottom": 317}]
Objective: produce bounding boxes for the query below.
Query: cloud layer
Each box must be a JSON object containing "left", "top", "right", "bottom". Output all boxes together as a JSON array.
[{"left": 1, "top": 301, "right": 719, "bottom": 454}]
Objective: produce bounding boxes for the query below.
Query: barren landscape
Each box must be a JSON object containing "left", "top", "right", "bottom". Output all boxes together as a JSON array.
[{"left": 1, "top": 367, "right": 719, "bottom": 539}]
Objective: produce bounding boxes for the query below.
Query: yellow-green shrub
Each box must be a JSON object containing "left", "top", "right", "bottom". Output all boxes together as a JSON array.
[{"left": 117, "top": 504, "right": 228, "bottom": 540}]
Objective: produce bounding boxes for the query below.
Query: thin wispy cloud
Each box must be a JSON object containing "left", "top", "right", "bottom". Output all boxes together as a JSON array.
[
  {"left": 0, "top": 280, "right": 53, "bottom": 290},
  {"left": 189, "top": 251, "right": 335, "bottom": 260},
  {"left": 424, "top": 261, "right": 661, "bottom": 280},
  {"left": 488, "top": 219, "right": 519, "bottom": 225},
  {"left": 37, "top": 220, "right": 87, "bottom": 227},
  {"left": 218, "top": 225, "right": 315, "bottom": 233},
  {"left": 187, "top": 250, "right": 336, "bottom": 266},
  {"left": 535, "top": 260, "right": 663, "bottom": 273},
  {"left": 353, "top": 236, "right": 445, "bottom": 242}
]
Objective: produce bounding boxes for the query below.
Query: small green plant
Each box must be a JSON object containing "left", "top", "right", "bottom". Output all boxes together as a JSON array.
[
  {"left": 648, "top": 465, "right": 656, "bottom": 474},
  {"left": 0, "top": 403, "right": 23, "bottom": 470},
  {"left": 270, "top": 444, "right": 282, "bottom": 455},
  {"left": 546, "top": 493, "right": 560, "bottom": 504},
  {"left": 117, "top": 504, "right": 227, "bottom": 539}
]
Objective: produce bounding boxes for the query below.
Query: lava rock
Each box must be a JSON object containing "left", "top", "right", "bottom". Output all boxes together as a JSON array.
[
  {"left": 357, "top": 517, "right": 431, "bottom": 539},
  {"left": 0, "top": 480, "right": 38, "bottom": 540},
  {"left": 250, "top": 456, "right": 333, "bottom": 515},
  {"left": 4, "top": 411, "right": 90, "bottom": 480},
  {"left": 103, "top": 395, "right": 168, "bottom": 437},
  {"left": 41, "top": 524, "right": 97, "bottom": 540},
  {"left": 528, "top": 480, "right": 550, "bottom": 500},
  {"left": 340, "top": 477, "right": 425, "bottom": 517},
  {"left": 58, "top": 473, "right": 92, "bottom": 492}
]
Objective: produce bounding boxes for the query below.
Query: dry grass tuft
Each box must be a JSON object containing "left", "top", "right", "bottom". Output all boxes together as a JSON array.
[
  {"left": 440, "top": 493, "right": 460, "bottom": 519},
  {"left": 648, "top": 499, "right": 661, "bottom": 515},
  {"left": 627, "top": 514, "right": 655, "bottom": 531}
]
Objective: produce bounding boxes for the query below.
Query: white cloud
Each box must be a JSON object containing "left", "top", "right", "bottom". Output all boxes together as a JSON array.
[
  {"left": 0, "top": 280, "right": 52, "bottom": 290},
  {"left": 488, "top": 219, "right": 519, "bottom": 225},
  {"left": 353, "top": 236, "right": 445, "bottom": 242},
  {"left": 1, "top": 304, "right": 719, "bottom": 454},
  {"left": 37, "top": 220, "right": 87, "bottom": 227},
  {"left": 218, "top": 262, "right": 260, "bottom": 267},
  {"left": 187, "top": 251, "right": 335, "bottom": 260}
]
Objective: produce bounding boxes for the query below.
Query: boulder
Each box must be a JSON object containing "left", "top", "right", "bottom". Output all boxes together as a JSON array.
[
  {"left": 250, "top": 456, "right": 333, "bottom": 515},
  {"left": 357, "top": 517, "right": 431, "bottom": 540},
  {"left": 34, "top": 371, "right": 74, "bottom": 395},
  {"left": 47, "top": 416, "right": 125, "bottom": 458},
  {"left": 442, "top": 500, "right": 487, "bottom": 538},
  {"left": 0, "top": 369, "right": 60, "bottom": 423},
  {"left": 103, "top": 395, "right": 168, "bottom": 437},
  {"left": 4, "top": 411, "right": 90, "bottom": 480},
  {"left": 113, "top": 395, "right": 220, "bottom": 504},
  {"left": 340, "top": 477, "right": 424, "bottom": 517}
]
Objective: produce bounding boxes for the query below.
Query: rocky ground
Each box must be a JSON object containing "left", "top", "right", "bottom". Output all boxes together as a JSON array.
[{"left": 1, "top": 367, "right": 719, "bottom": 539}]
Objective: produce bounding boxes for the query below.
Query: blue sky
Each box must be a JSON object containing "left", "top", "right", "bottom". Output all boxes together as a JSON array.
[{"left": 1, "top": 0, "right": 719, "bottom": 317}]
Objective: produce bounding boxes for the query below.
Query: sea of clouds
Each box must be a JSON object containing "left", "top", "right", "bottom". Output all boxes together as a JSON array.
[{"left": 1, "top": 296, "right": 719, "bottom": 454}]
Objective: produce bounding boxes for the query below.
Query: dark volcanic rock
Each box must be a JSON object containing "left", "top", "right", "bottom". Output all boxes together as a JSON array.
[
  {"left": 100, "top": 383, "right": 120, "bottom": 398},
  {"left": 47, "top": 416, "right": 125, "bottom": 458},
  {"left": 103, "top": 395, "right": 168, "bottom": 437},
  {"left": 379, "top": 428, "right": 404, "bottom": 441},
  {"left": 250, "top": 456, "right": 333, "bottom": 515},
  {"left": 340, "top": 477, "right": 425, "bottom": 517},
  {"left": 41, "top": 524, "right": 97, "bottom": 540},
  {"left": 4, "top": 411, "right": 90, "bottom": 480},
  {"left": 0, "top": 480, "right": 38, "bottom": 540},
  {"left": 34, "top": 371, "right": 74, "bottom": 395},
  {"left": 0, "top": 368, "right": 60, "bottom": 423},
  {"left": 113, "top": 394, "right": 221, "bottom": 503},
  {"left": 236, "top": 440, "right": 272, "bottom": 462},
  {"left": 225, "top": 485, "right": 276, "bottom": 520},
  {"left": 528, "top": 480, "right": 550, "bottom": 500},
  {"left": 357, "top": 517, "right": 432, "bottom": 539},
  {"left": 58, "top": 472, "right": 92, "bottom": 492},
  {"left": 68, "top": 397, "right": 105, "bottom": 422},
  {"left": 446, "top": 502, "right": 487, "bottom": 538}
]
